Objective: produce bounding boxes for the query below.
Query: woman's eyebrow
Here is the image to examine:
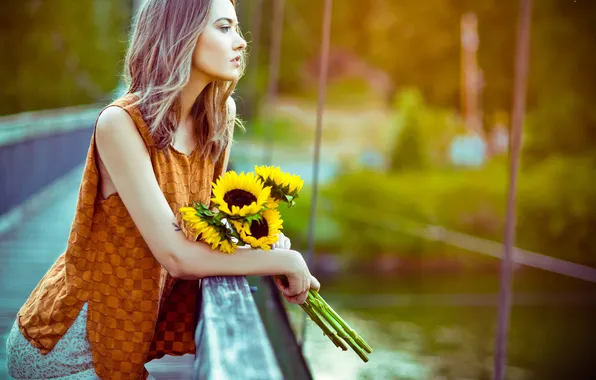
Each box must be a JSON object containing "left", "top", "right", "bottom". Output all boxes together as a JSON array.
[{"left": 213, "top": 17, "right": 239, "bottom": 26}]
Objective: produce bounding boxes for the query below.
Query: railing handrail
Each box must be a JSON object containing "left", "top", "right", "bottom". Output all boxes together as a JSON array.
[
  {"left": 0, "top": 104, "right": 101, "bottom": 146},
  {"left": 195, "top": 276, "right": 283, "bottom": 380}
]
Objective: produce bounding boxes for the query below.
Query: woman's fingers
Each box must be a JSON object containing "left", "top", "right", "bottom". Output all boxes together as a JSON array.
[
  {"left": 273, "top": 275, "right": 285, "bottom": 291},
  {"left": 284, "top": 288, "right": 309, "bottom": 304},
  {"left": 272, "top": 233, "right": 291, "bottom": 250},
  {"left": 281, "top": 275, "right": 317, "bottom": 304},
  {"left": 274, "top": 275, "right": 295, "bottom": 296}
]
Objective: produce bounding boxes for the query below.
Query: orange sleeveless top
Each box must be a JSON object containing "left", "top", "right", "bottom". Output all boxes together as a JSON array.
[{"left": 16, "top": 93, "right": 226, "bottom": 379}]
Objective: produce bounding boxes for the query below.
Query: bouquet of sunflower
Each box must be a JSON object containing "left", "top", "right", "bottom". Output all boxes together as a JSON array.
[
  {"left": 179, "top": 165, "right": 300, "bottom": 254},
  {"left": 179, "top": 165, "right": 372, "bottom": 362}
]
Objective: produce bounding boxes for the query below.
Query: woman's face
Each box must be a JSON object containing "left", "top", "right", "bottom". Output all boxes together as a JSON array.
[{"left": 193, "top": 0, "right": 246, "bottom": 82}]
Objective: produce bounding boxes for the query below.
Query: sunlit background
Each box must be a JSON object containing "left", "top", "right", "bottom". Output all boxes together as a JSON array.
[{"left": 1, "top": 1, "right": 596, "bottom": 379}]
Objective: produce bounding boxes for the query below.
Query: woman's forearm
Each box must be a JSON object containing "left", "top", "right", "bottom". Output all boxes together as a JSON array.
[{"left": 171, "top": 238, "right": 298, "bottom": 280}]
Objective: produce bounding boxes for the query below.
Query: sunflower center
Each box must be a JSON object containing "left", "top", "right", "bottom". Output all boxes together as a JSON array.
[
  {"left": 249, "top": 219, "right": 269, "bottom": 239},
  {"left": 224, "top": 189, "right": 257, "bottom": 208}
]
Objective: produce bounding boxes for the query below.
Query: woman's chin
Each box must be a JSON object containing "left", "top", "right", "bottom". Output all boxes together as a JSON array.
[{"left": 213, "top": 70, "right": 240, "bottom": 82}]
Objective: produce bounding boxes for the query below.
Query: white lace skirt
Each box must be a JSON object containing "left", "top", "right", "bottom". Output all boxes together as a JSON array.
[{"left": 6, "top": 302, "right": 99, "bottom": 380}]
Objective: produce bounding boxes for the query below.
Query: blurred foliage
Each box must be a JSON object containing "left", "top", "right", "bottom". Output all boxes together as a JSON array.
[
  {"left": 242, "top": 0, "right": 596, "bottom": 161},
  {"left": 295, "top": 77, "right": 388, "bottom": 108},
  {"left": 277, "top": 186, "right": 343, "bottom": 255},
  {"left": 2, "top": 0, "right": 594, "bottom": 267},
  {"left": 523, "top": 0, "right": 596, "bottom": 161},
  {"left": 389, "top": 88, "right": 463, "bottom": 172},
  {"left": 281, "top": 154, "right": 596, "bottom": 267},
  {"left": 321, "top": 165, "right": 506, "bottom": 259},
  {"left": 389, "top": 92, "right": 429, "bottom": 172},
  {"left": 517, "top": 154, "right": 596, "bottom": 267},
  {"left": 2, "top": 0, "right": 595, "bottom": 163},
  {"left": 238, "top": 114, "right": 309, "bottom": 147},
  {"left": 0, "top": 0, "right": 131, "bottom": 114}
]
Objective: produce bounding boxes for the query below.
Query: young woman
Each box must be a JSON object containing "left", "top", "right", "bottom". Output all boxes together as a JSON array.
[{"left": 6, "top": 0, "right": 319, "bottom": 379}]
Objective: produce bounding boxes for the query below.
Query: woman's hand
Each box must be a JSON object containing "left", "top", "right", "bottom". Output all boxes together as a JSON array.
[
  {"left": 274, "top": 275, "right": 320, "bottom": 304},
  {"left": 275, "top": 250, "right": 321, "bottom": 304},
  {"left": 272, "top": 232, "right": 291, "bottom": 250}
]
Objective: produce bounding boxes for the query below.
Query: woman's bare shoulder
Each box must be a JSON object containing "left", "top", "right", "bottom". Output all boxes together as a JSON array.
[{"left": 96, "top": 106, "right": 137, "bottom": 136}]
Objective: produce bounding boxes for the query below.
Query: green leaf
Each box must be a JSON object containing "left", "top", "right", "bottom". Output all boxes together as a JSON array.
[{"left": 245, "top": 213, "right": 263, "bottom": 224}]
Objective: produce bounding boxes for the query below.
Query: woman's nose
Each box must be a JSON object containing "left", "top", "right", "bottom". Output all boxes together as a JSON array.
[
  {"left": 235, "top": 35, "right": 247, "bottom": 51},
  {"left": 237, "top": 39, "right": 247, "bottom": 51}
]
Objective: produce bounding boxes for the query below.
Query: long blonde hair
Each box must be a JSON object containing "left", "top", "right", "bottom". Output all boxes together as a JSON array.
[{"left": 122, "top": 0, "right": 246, "bottom": 162}]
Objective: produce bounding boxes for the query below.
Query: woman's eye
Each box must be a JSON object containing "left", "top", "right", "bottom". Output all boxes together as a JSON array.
[{"left": 221, "top": 26, "right": 231, "bottom": 33}]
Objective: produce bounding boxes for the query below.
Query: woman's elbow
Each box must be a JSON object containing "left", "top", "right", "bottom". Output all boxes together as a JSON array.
[
  {"left": 165, "top": 253, "right": 184, "bottom": 278},
  {"left": 148, "top": 235, "right": 193, "bottom": 278},
  {"left": 164, "top": 246, "right": 204, "bottom": 280},
  {"left": 154, "top": 247, "right": 186, "bottom": 279}
]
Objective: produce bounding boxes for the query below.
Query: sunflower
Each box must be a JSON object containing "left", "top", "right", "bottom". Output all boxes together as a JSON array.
[
  {"left": 211, "top": 171, "right": 271, "bottom": 217},
  {"left": 199, "top": 225, "right": 222, "bottom": 248},
  {"left": 179, "top": 207, "right": 209, "bottom": 235},
  {"left": 218, "top": 239, "right": 237, "bottom": 254},
  {"left": 195, "top": 224, "right": 237, "bottom": 253},
  {"left": 254, "top": 165, "right": 304, "bottom": 207},
  {"left": 231, "top": 208, "right": 283, "bottom": 250},
  {"left": 180, "top": 204, "right": 239, "bottom": 253}
]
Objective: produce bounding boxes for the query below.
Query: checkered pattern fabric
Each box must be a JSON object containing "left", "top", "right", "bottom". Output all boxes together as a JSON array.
[{"left": 17, "top": 93, "right": 225, "bottom": 379}]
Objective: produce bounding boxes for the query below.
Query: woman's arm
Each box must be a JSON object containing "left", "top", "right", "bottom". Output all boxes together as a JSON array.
[{"left": 95, "top": 106, "right": 306, "bottom": 282}]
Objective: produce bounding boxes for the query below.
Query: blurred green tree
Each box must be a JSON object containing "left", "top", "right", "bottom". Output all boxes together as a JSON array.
[
  {"left": 3, "top": 0, "right": 596, "bottom": 166},
  {"left": 0, "top": 0, "right": 131, "bottom": 114},
  {"left": 389, "top": 89, "right": 428, "bottom": 172}
]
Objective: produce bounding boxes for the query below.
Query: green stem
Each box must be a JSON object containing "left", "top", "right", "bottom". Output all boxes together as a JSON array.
[
  {"left": 307, "top": 292, "right": 370, "bottom": 363},
  {"left": 275, "top": 275, "right": 346, "bottom": 349},
  {"left": 312, "top": 290, "right": 373, "bottom": 354},
  {"left": 274, "top": 277, "right": 372, "bottom": 361},
  {"left": 300, "top": 301, "right": 348, "bottom": 350}
]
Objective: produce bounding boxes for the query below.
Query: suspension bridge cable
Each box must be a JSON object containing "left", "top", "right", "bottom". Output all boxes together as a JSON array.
[
  {"left": 493, "top": 1, "right": 533, "bottom": 379},
  {"left": 299, "top": 0, "right": 333, "bottom": 348},
  {"left": 264, "top": 0, "right": 285, "bottom": 165}
]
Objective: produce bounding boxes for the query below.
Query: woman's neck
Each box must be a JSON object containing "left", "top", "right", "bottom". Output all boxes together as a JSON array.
[{"left": 179, "top": 69, "right": 212, "bottom": 124}]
